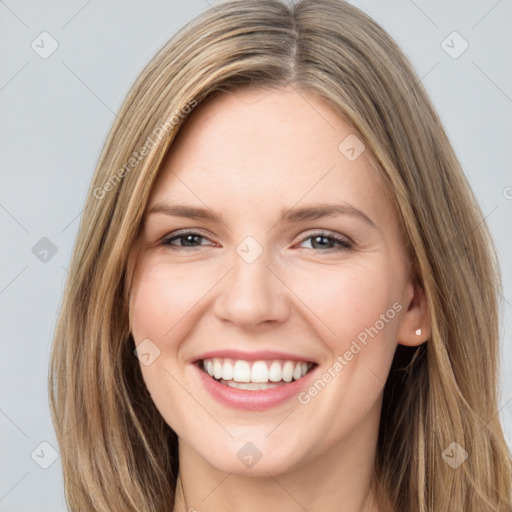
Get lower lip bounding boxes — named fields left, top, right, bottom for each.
left=193, top=363, right=318, bottom=411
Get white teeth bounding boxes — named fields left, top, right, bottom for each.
left=213, top=358, right=223, bottom=380
left=201, top=357, right=313, bottom=384
left=222, top=360, right=234, bottom=380
left=233, top=360, right=251, bottom=382
left=268, top=361, right=282, bottom=382
left=251, top=361, right=269, bottom=383
left=221, top=380, right=282, bottom=390
left=282, top=361, right=294, bottom=382
left=293, top=363, right=303, bottom=381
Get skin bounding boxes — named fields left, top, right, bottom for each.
left=127, top=86, right=430, bottom=512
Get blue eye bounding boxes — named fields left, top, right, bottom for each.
left=297, top=232, right=353, bottom=253
left=161, top=230, right=353, bottom=253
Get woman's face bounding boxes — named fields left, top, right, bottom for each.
left=128, top=86, right=427, bottom=476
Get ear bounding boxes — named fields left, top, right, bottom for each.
left=396, top=273, right=431, bottom=346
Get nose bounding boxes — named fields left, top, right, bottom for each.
left=213, top=248, right=290, bottom=329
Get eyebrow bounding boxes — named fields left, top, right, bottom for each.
left=279, top=203, right=376, bottom=228
left=148, top=202, right=377, bottom=228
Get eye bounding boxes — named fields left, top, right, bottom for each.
left=161, top=230, right=214, bottom=251
left=296, top=231, right=353, bottom=253
left=160, top=230, right=353, bottom=254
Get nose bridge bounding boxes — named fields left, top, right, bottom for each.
left=213, top=235, right=289, bottom=327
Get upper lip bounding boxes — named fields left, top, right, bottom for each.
left=192, top=349, right=318, bottom=364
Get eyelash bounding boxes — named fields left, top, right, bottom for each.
left=161, top=230, right=353, bottom=254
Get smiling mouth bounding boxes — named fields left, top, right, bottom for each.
left=197, top=358, right=317, bottom=391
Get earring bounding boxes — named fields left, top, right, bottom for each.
left=415, top=328, right=422, bottom=336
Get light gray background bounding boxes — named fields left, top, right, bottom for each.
left=0, top=1, right=511, bottom=511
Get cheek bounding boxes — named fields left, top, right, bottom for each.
left=287, top=264, right=400, bottom=438
left=287, top=259, right=401, bottom=349
left=129, top=260, right=206, bottom=344
left=286, top=259, right=402, bottom=416
left=128, top=261, right=209, bottom=427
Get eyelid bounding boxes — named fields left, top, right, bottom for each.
left=164, top=227, right=212, bottom=239
left=297, top=229, right=353, bottom=245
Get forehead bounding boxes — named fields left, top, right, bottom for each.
left=150, top=87, right=395, bottom=228
left=164, top=86, right=360, bottom=170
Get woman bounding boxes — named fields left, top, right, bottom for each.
left=48, top=0, right=512, bottom=510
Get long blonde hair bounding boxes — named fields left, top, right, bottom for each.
left=48, top=0, right=512, bottom=510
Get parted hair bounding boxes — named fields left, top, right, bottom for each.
left=49, top=0, right=512, bottom=510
